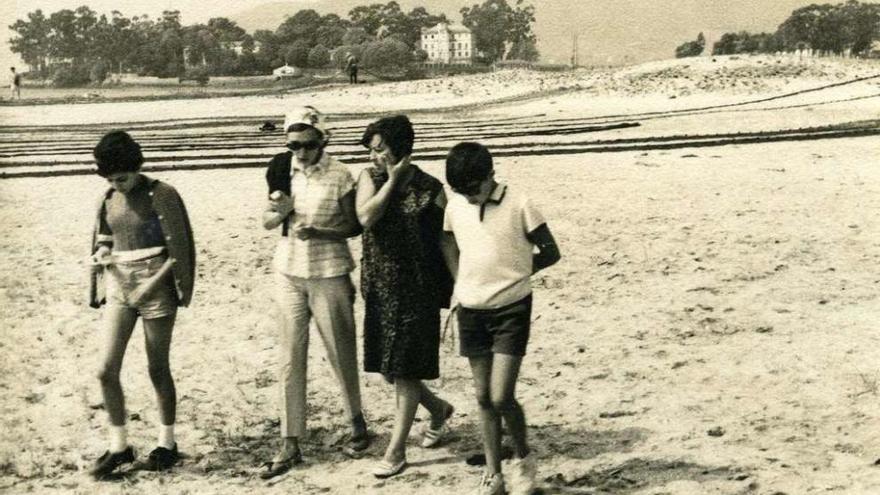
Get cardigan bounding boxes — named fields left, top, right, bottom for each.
left=89, top=176, right=196, bottom=308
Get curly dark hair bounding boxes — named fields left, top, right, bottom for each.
left=93, top=130, right=143, bottom=177
left=360, top=115, right=415, bottom=160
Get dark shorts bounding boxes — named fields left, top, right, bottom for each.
left=458, top=294, right=532, bottom=357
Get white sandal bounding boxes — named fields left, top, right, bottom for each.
left=422, top=403, right=454, bottom=448
left=372, top=458, right=407, bottom=478
left=421, top=423, right=449, bottom=448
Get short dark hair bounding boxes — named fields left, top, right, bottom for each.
left=445, top=142, right=493, bottom=189
left=93, top=130, right=143, bottom=177
left=360, top=115, right=414, bottom=159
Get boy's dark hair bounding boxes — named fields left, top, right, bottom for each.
left=445, top=142, right=493, bottom=189
left=94, top=130, right=144, bottom=177
left=360, top=115, right=414, bottom=159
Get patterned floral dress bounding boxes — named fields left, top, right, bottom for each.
left=361, top=165, right=448, bottom=379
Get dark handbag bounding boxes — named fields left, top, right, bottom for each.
left=265, top=151, right=294, bottom=237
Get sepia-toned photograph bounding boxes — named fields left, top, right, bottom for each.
left=1, top=0, right=878, bottom=493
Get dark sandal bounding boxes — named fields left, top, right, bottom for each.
left=260, top=452, right=302, bottom=480
left=342, top=432, right=371, bottom=457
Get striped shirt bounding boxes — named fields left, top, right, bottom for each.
left=275, top=152, right=355, bottom=278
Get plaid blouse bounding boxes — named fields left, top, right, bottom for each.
left=271, top=152, right=355, bottom=279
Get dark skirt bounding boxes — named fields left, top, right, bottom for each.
left=363, top=291, right=440, bottom=379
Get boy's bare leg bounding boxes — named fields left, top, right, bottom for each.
left=469, top=355, right=503, bottom=475
left=490, top=353, right=529, bottom=458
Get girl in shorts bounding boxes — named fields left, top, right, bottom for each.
left=87, top=130, right=195, bottom=479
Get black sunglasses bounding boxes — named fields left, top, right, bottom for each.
left=286, top=140, right=322, bottom=151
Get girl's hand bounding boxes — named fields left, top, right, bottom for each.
left=269, top=191, right=294, bottom=216
left=128, top=286, right=148, bottom=306
left=130, top=258, right=175, bottom=306
left=89, top=246, right=112, bottom=272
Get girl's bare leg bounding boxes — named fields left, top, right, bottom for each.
left=97, top=305, right=139, bottom=426
left=143, top=314, right=177, bottom=425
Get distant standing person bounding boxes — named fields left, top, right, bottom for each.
left=87, top=131, right=196, bottom=479
left=260, top=105, right=369, bottom=479
left=356, top=115, right=456, bottom=478
left=346, top=54, right=359, bottom=84
left=9, top=67, right=21, bottom=100
left=443, top=142, right=561, bottom=495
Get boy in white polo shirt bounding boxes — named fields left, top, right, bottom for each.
left=442, top=142, right=561, bottom=495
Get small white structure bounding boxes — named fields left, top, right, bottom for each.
left=866, top=40, right=880, bottom=58
left=273, top=65, right=302, bottom=78
left=421, top=22, right=474, bottom=64
left=221, top=40, right=246, bottom=55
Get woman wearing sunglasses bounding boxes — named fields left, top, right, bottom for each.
left=356, top=115, right=456, bottom=478
left=260, top=106, right=369, bottom=479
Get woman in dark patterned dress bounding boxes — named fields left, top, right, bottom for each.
left=356, top=115, right=456, bottom=478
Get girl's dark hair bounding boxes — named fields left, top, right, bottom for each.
left=94, top=130, right=143, bottom=177
left=445, top=142, right=493, bottom=189
left=360, top=115, right=414, bottom=159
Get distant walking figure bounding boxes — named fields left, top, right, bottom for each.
left=9, top=67, right=21, bottom=100
left=87, top=130, right=196, bottom=479
left=346, top=54, right=359, bottom=84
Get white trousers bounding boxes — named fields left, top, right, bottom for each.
left=274, top=273, right=363, bottom=437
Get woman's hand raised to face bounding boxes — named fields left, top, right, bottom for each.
left=386, top=155, right=411, bottom=183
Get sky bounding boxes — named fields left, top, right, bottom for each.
left=3, top=0, right=825, bottom=70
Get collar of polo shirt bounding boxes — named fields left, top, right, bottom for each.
left=485, top=182, right=506, bottom=204
left=478, top=182, right=507, bottom=221
left=292, top=150, right=329, bottom=175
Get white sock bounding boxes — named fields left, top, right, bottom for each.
left=158, top=424, right=175, bottom=450
left=109, top=425, right=127, bottom=453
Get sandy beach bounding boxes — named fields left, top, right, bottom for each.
left=1, top=54, right=879, bottom=494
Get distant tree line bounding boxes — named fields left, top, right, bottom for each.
left=675, top=32, right=706, bottom=58
left=460, top=0, right=538, bottom=62
left=675, top=0, right=880, bottom=58
left=8, top=0, right=537, bottom=86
